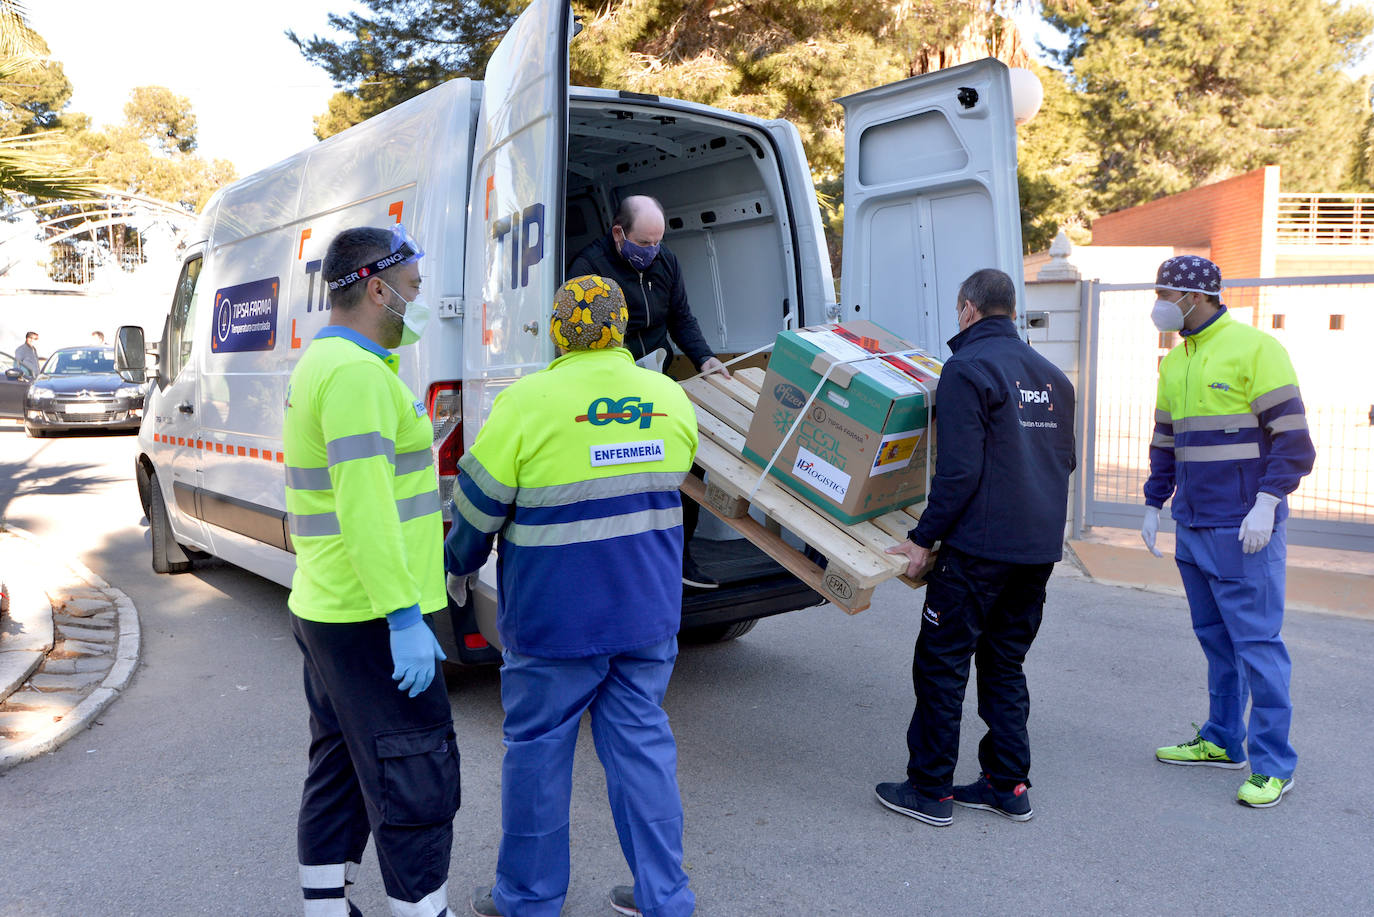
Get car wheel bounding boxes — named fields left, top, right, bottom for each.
left=148, top=471, right=193, bottom=574
left=680, top=618, right=758, bottom=644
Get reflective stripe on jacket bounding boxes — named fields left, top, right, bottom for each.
left=1145, top=308, right=1315, bottom=527
left=283, top=327, right=445, bottom=623
left=444, top=347, right=698, bottom=658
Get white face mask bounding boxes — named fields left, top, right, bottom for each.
left=379, top=279, right=430, bottom=346
left=1151, top=292, right=1196, bottom=332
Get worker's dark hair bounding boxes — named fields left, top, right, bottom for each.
left=613, top=195, right=666, bottom=236
left=25, top=330, right=37, bottom=339
left=958, top=268, right=1016, bottom=317
left=324, top=227, right=395, bottom=311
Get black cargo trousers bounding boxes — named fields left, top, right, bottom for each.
left=905, top=544, right=1054, bottom=798
left=292, top=614, right=461, bottom=917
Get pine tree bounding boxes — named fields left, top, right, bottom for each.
left=288, top=0, right=523, bottom=140
left=1041, top=0, right=1374, bottom=213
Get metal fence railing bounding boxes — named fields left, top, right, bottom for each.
left=1276, top=193, right=1374, bottom=245
left=1078, top=275, right=1374, bottom=552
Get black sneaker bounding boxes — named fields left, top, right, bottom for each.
left=874, top=780, right=953, bottom=826
left=682, top=552, right=719, bottom=590
left=953, top=774, right=1033, bottom=822
left=470, top=886, right=503, bottom=917
left=609, top=885, right=642, bottom=916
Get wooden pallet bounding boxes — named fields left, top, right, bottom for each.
left=679, top=366, right=927, bottom=614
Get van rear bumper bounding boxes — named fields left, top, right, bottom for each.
left=681, top=576, right=824, bottom=630
left=445, top=536, right=826, bottom=665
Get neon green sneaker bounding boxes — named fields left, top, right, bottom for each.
left=1155, top=725, right=1246, bottom=768
left=1238, top=774, right=1294, bottom=808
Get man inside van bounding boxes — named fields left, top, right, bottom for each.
left=283, top=224, right=458, bottom=917
left=878, top=268, right=1076, bottom=827
left=569, top=194, right=728, bottom=590
left=447, top=275, right=697, bottom=917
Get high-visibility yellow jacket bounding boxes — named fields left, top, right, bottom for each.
left=283, top=326, right=445, bottom=623
left=1145, top=308, right=1315, bottom=528
left=444, top=347, right=698, bottom=658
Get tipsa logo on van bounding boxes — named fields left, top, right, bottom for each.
left=576, top=396, right=666, bottom=429
left=1015, top=380, right=1055, bottom=411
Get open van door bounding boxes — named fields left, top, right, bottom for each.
left=462, top=0, right=572, bottom=443
left=837, top=58, right=1024, bottom=359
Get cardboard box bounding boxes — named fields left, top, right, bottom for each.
left=742, top=320, right=943, bottom=525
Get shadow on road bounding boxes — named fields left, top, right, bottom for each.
left=0, top=454, right=122, bottom=519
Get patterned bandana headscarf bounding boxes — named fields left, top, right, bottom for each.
left=550, top=275, right=629, bottom=351
left=1155, top=255, right=1222, bottom=296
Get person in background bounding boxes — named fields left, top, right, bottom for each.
left=1142, top=255, right=1315, bottom=809
left=283, top=224, right=458, bottom=917
left=14, top=331, right=39, bottom=377
left=448, top=275, right=697, bottom=917
left=569, top=194, right=728, bottom=591
left=91, top=331, right=105, bottom=345
left=878, top=268, right=1076, bottom=827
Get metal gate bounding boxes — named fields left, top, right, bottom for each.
left=1076, top=274, right=1374, bottom=552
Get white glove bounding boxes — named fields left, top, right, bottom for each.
left=446, top=573, right=472, bottom=606
left=1239, top=492, right=1281, bottom=554
left=1141, top=506, right=1163, bottom=557
left=635, top=348, right=667, bottom=373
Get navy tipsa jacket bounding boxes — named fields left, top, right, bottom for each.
left=568, top=233, right=715, bottom=369
left=909, top=316, right=1077, bottom=565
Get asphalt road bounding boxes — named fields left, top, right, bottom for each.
left=0, top=426, right=1371, bottom=916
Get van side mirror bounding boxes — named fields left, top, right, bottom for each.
left=116, top=325, right=153, bottom=383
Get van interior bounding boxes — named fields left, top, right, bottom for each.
left=563, top=98, right=823, bottom=617
left=564, top=98, right=802, bottom=378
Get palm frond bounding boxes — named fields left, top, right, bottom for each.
left=0, top=129, right=99, bottom=199
left=0, top=1, right=40, bottom=58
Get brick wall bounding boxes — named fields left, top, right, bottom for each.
left=1091, top=167, right=1276, bottom=279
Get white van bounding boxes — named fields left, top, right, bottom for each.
left=116, top=0, right=1025, bottom=663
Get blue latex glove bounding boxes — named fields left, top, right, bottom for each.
left=387, top=606, right=446, bottom=697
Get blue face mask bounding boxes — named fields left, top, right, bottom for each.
left=620, top=238, right=660, bottom=271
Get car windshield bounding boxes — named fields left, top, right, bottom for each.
left=41, top=347, right=116, bottom=376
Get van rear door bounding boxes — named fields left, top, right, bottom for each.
left=837, top=58, right=1024, bottom=358
left=462, top=0, right=572, bottom=442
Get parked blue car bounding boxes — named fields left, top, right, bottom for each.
left=23, top=346, right=146, bottom=437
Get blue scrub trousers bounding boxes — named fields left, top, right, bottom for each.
left=1174, top=522, right=1297, bottom=779
left=492, top=636, right=694, bottom=917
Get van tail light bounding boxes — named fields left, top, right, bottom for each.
left=427, top=381, right=463, bottom=532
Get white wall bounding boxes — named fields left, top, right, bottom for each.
left=0, top=219, right=180, bottom=364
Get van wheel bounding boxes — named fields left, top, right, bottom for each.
left=680, top=619, right=758, bottom=644
left=149, top=472, right=193, bottom=574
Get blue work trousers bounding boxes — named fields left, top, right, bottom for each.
left=492, top=637, right=694, bottom=917
left=1174, top=522, right=1296, bottom=779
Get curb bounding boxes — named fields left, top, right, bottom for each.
left=1064, top=539, right=1374, bottom=622
left=0, top=526, right=141, bottom=772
